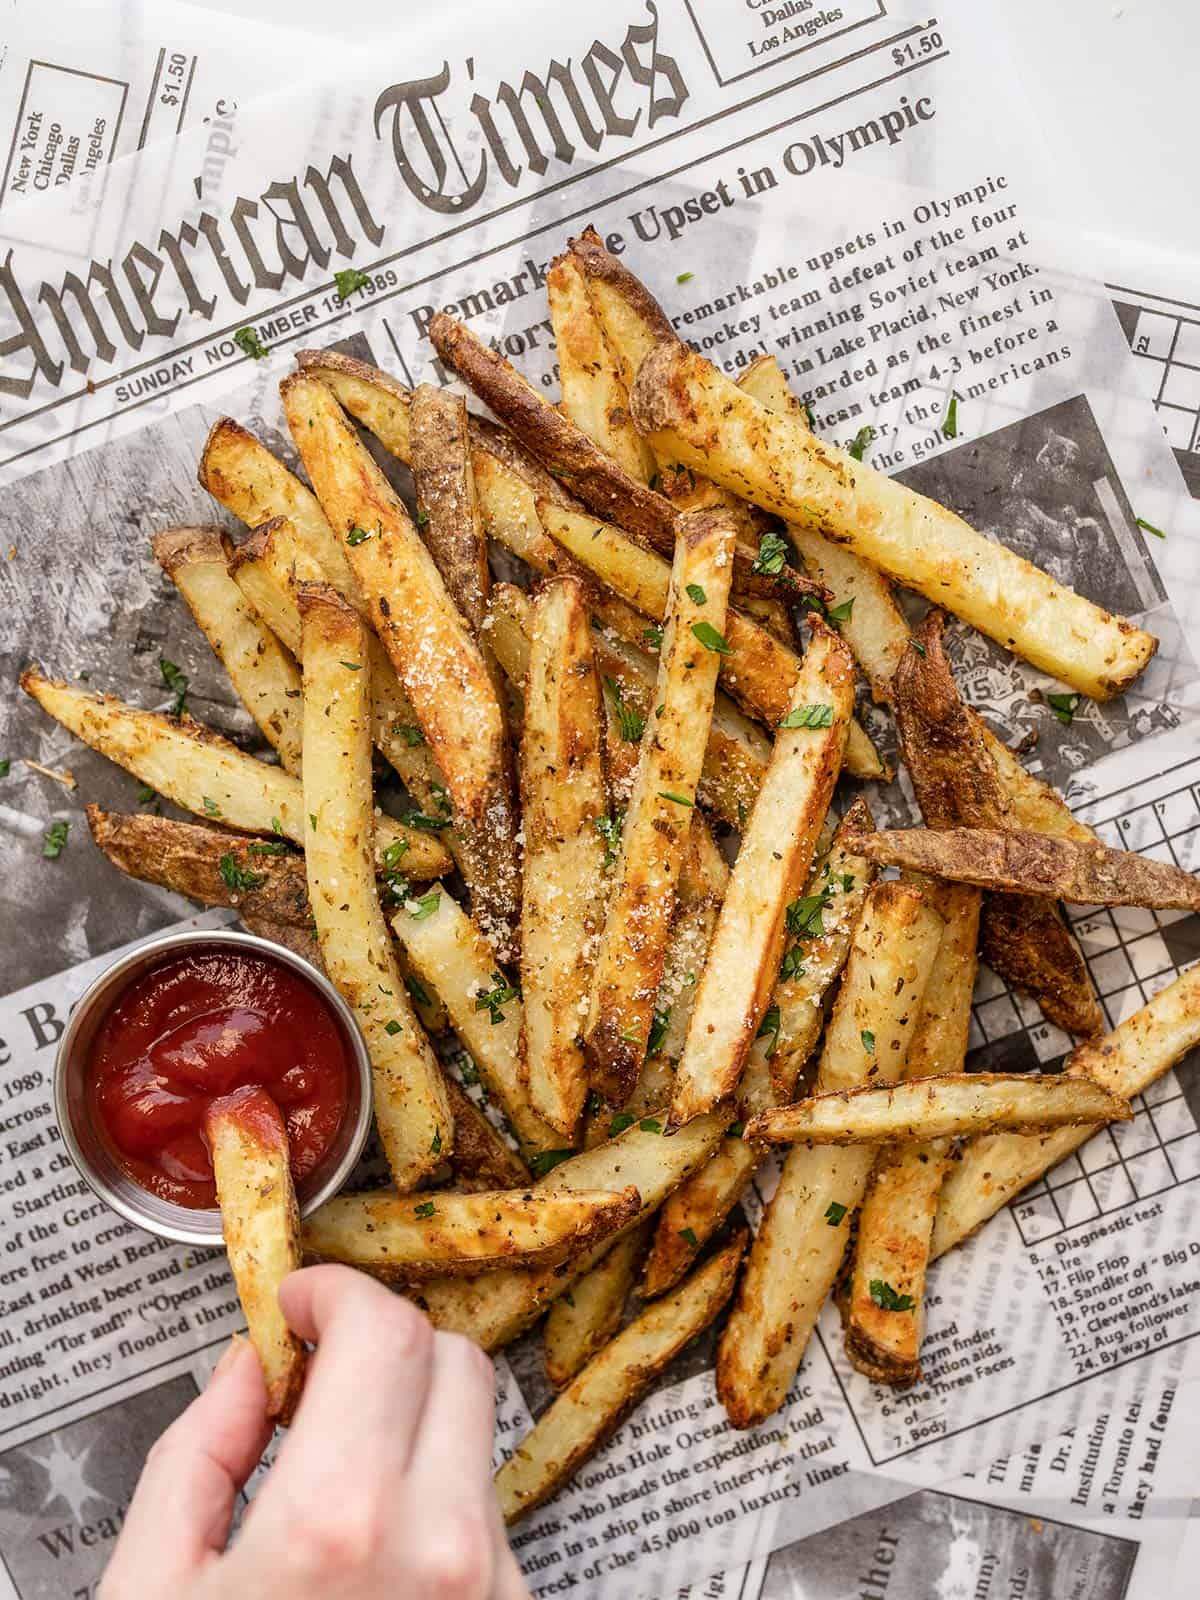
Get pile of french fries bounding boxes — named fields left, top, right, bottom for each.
left=24, top=229, right=1200, bottom=1516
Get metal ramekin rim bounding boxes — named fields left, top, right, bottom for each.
left=53, top=926, right=373, bottom=1247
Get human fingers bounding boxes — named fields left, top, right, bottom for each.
left=100, top=1337, right=270, bottom=1599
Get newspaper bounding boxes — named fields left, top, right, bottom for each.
left=0, top=3, right=1199, bottom=1596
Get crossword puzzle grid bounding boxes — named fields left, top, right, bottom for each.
left=967, top=758, right=1200, bottom=1247
left=1111, top=289, right=1200, bottom=499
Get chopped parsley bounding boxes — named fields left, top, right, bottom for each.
left=380, top=837, right=410, bottom=904
left=691, top=621, right=732, bottom=655
left=657, top=790, right=693, bottom=808
left=340, top=660, right=361, bottom=671
left=942, top=393, right=959, bottom=440
left=861, top=1029, right=876, bottom=1054
left=333, top=267, right=372, bottom=301
left=603, top=676, right=645, bottom=743
left=202, top=796, right=221, bottom=817
left=394, top=723, right=425, bottom=746
left=475, top=972, right=517, bottom=1026
left=1135, top=515, right=1166, bottom=540
left=249, top=838, right=289, bottom=856
left=826, top=597, right=855, bottom=624
left=595, top=810, right=624, bottom=869
left=757, top=1004, right=781, bottom=1059
left=406, top=974, right=432, bottom=1006
left=219, top=854, right=265, bottom=893
left=416, top=508, right=430, bottom=528
left=870, top=1279, right=916, bottom=1313
left=402, top=808, right=450, bottom=832
left=639, top=1117, right=663, bottom=1134
left=910, top=639, right=927, bottom=658
left=780, top=947, right=807, bottom=982
left=647, top=1008, right=671, bottom=1057
left=385, top=1019, right=402, bottom=1036
left=137, top=784, right=157, bottom=804
left=233, top=326, right=268, bottom=360
left=778, top=702, right=833, bottom=730
left=0, top=759, right=9, bottom=777
left=685, top=583, right=707, bottom=605
left=676, top=271, right=694, bottom=285
left=430, top=1130, right=442, bottom=1155
left=678, top=1226, right=699, bottom=1247
left=309, top=812, right=318, bottom=831
left=608, top=1112, right=637, bottom=1137
left=787, top=885, right=833, bottom=939
left=42, top=819, right=69, bottom=859
left=643, top=623, right=664, bottom=651
left=729, top=1120, right=745, bottom=1139
left=406, top=890, right=441, bottom=922
left=414, top=1201, right=436, bottom=1220
left=752, top=529, right=790, bottom=577
left=799, top=398, right=816, bottom=429
left=847, top=425, right=874, bottom=462
left=825, top=1201, right=848, bottom=1227
left=529, top=1148, right=574, bottom=1178
left=159, top=657, right=189, bottom=716
left=272, top=816, right=285, bottom=836
left=1046, top=691, right=1081, bottom=726
left=346, top=526, right=374, bottom=546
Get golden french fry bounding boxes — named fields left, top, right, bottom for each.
left=520, top=578, right=609, bottom=1137
left=302, top=1186, right=640, bottom=1281
left=629, top=339, right=1158, bottom=701
left=152, top=526, right=303, bottom=774
left=282, top=372, right=521, bottom=960
left=496, top=1232, right=746, bottom=1522
left=669, top=625, right=854, bottom=1126
left=716, top=882, right=943, bottom=1427
left=299, top=584, right=452, bottom=1190
left=584, top=510, right=736, bottom=1103
left=542, top=1221, right=653, bottom=1390
left=205, top=1088, right=305, bottom=1422
left=410, top=383, right=492, bottom=640
left=933, top=963, right=1200, bottom=1257
left=21, top=671, right=449, bottom=878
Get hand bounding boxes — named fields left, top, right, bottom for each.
left=101, top=1264, right=529, bottom=1599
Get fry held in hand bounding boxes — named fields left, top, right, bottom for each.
left=299, top=584, right=452, bottom=1190
left=205, top=1087, right=305, bottom=1423
left=716, top=881, right=942, bottom=1427
left=302, top=1187, right=640, bottom=1281
left=629, top=338, right=1157, bottom=700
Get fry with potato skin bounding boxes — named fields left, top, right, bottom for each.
left=152, top=525, right=304, bottom=774
left=301, top=1186, right=640, bottom=1281
left=281, top=371, right=521, bottom=960
left=716, top=882, right=943, bottom=1428
left=410, top=383, right=492, bottom=640
left=549, top=249, right=656, bottom=484
left=750, top=1073, right=1129, bottom=1145
left=893, top=611, right=1102, bottom=1037
left=299, top=583, right=452, bottom=1190
left=412, top=1108, right=733, bottom=1350
left=205, top=1088, right=305, bottom=1422
left=669, top=623, right=854, bottom=1127
left=20, top=670, right=449, bottom=878
left=442, top=1077, right=531, bottom=1191
left=850, top=825, right=1200, bottom=912
left=497, top=1231, right=746, bottom=1522
left=584, top=509, right=737, bottom=1104
left=933, top=962, right=1200, bottom=1257
left=628, top=339, right=1158, bottom=700
left=521, top=578, right=610, bottom=1137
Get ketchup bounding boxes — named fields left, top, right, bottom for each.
left=87, top=948, right=351, bottom=1209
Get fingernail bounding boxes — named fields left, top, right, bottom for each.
left=209, top=1334, right=247, bottom=1386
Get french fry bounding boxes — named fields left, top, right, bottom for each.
left=716, top=882, right=943, bottom=1427
left=485, top=581, right=767, bottom=830
left=850, top=826, right=1200, bottom=912
left=409, top=383, right=492, bottom=640
left=548, top=249, right=656, bottom=483
left=897, top=877, right=982, bottom=1085
left=389, top=886, right=562, bottom=1157
left=933, top=962, right=1200, bottom=1258
left=542, top=1222, right=653, bottom=1389
left=669, top=624, right=854, bottom=1127
left=750, top=1074, right=1128, bottom=1145
left=520, top=578, right=610, bottom=1137
left=299, top=584, right=452, bottom=1190
left=282, top=372, right=521, bottom=960
left=643, top=803, right=876, bottom=1297
left=227, top=518, right=449, bottom=815
left=151, top=526, right=304, bottom=774
left=537, top=499, right=886, bottom=783
left=584, top=510, right=737, bottom=1103
left=301, top=1186, right=640, bottom=1281
left=893, top=611, right=1102, bottom=1037
left=21, top=671, right=450, bottom=878
left=240, top=914, right=325, bottom=973
left=496, top=1232, right=746, bottom=1522
left=442, top=1077, right=531, bottom=1191
left=736, top=354, right=911, bottom=703
left=429, top=312, right=813, bottom=608
left=980, top=726, right=1098, bottom=844
left=629, top=339, right=1158, bottom=700
left=198, top=416, right=363, bottom=607
left=412, top=1108, right=732, bottom=1350
left=205, top=1088, right=305, bottom=1422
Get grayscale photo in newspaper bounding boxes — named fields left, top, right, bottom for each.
left=0, top=4, right=1198, bottom=1597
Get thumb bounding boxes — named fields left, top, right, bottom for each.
left=103, top=1338, right=272, bottom=1597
